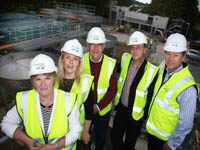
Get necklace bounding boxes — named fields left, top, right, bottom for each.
left=41, top=103, right=53, bottom=112
left=40, top=94, right=54, bottom=112
left=45, top=106, right=50, bottom=112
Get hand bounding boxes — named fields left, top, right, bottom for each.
left=93, top=104, right=99, bottom=115
left=82, top=131, right=90, bottom=144
left=27, top=139, right=42, bottom=150
left=162, top=142, right=171, bottom=150
left=38, top=144, right=57, bottom=150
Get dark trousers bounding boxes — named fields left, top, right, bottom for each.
left=148, top=133, right=165, bottom=150
left=111, top=105, right=143, bottom=150
left=91, top=111, right=111, bottom=150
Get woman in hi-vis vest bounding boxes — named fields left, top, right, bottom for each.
left=57, top=39, right=94, bottom=150
left=1, top=54, right=81, bottom=150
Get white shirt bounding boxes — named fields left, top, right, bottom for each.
left=1, top=88, right=81, bottom=147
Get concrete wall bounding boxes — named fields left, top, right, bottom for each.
left=124, top=11, right=149, bottom=21
left=109, top=6, right=169, bottom=31
left=152, top=15, right=169, bottom=29
left=119, top=6, right=149, bottom=21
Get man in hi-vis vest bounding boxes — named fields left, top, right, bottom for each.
left=111, top=31, right=158, bottom=150
left=83, top=27, right=117, bottom=150
left=146, top=33, right=199, bottom=150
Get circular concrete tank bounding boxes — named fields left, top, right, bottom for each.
left=0, top=51, right=59, bottom=80
left=0, top=51, right=59, bottom=110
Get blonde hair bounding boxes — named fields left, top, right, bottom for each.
left=57, top=53, right=83, bottom=87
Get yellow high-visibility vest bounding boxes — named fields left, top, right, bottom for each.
left=115, top=52, right=158, bottom=120
left=70, top=74, right=94, bottom=139
left=146, top=65, right=199, bottom=141
left=55, top=73, right=94, bottom=145
left=83, top=52, right=116, bottom=116
left=16, top=89, right=76, bottom=150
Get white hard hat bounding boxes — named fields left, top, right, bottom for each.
left=87, top=27, right=106, bottom=44
left=164, top=33, right=187, bottom=52
left=128, top=31, right=147, bottom=45
left=29, top=54, right=57, bottom=76
left=61, top=39, right=83, bottom=58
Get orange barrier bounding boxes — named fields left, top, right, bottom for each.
left=0, top=43, right=15, bottom=50
left=59, top=14, right=83, bottom=21
left=36, top=14, right=51, bottom=18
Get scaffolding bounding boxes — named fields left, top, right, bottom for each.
left=13, top=30, right=88, bottom=51
left=57, top=2, right=96, bottom=15
left=0, top=13, right=84, bottom=45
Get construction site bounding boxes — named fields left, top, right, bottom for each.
left=0, top=2, right=200, bottom=150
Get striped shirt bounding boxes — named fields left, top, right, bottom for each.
left=40, top=104, right=53, bottom=143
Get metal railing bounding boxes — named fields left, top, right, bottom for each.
left=0, top=20, right=84, bottom=45
left=57, top=2, right=95, bottom=15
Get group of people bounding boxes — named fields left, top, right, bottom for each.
left=0, top=26, right=199, bottom=150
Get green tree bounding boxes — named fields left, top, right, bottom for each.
left=0, top=0, right=57, bottom=13
left=143, top=0, right=200, bottom=25
left=117, top=0, right=132, bottom=6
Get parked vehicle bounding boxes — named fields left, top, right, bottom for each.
left=187, top=49, right=200, bottom=61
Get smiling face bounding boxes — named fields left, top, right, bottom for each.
left=87, top=43, right=105, bottom=62
left=130, top=44, right=147, bottom=61
left=165, top=51, right=186, bottom=73
left=62, top=52, right=80, bottom=78
left=32, top=73, right=56, bottom=98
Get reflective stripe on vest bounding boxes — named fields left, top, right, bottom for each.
left=115, top=53, right=158, bottom=120
left=146, top=65, right=198, bottom=141
left=71, top=74, right=91, bottom=113
left=133, top=64, right=156, bottom=114
left=115, top=53, right=132, bottom=105
left=16, top=89, right=75, bottom=150
left=71, top=74, right=94, bottom=142
left=96, top=56, right=114, bottom=96
left=147, top=120, right=170, bottom=138
left=79, top=75, right=88, bottom=113
left=135, top=64, right=156, bottom=98
left=121, top=53, right=130, bottom=69
left=132, top=62, right=158, bottom=120
left=55, top=73, right=93, bottom=143
left=55, top=73, right=93, bottom=125
left=153, top=76, right=193, bottom=114
left=83, top=52, right=116, bottom=116
left=20, top=91, right=28, bottom=126
left=115, top=53, right=130, bottom=100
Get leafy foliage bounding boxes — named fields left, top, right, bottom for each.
left=0, top=0, right=57, bottom=13
left=117, top=0, right=132, bottom=6
left=191, top=24, right=200, bottom=40
left=143, top=0, right=200, bottom=25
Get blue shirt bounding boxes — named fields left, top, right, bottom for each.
left=163, top=65, right=197, bottom=150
